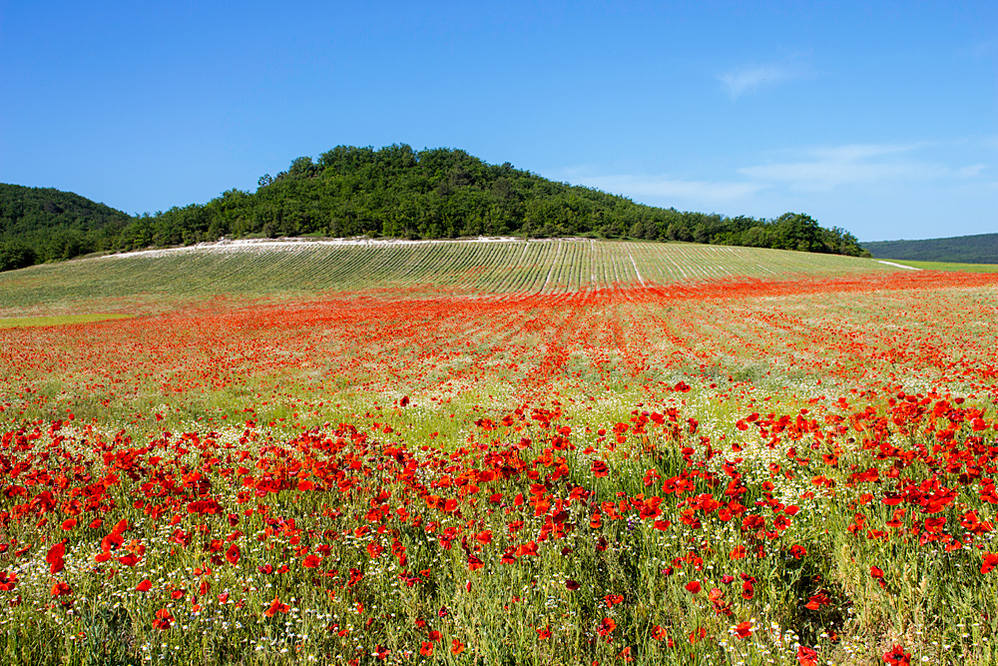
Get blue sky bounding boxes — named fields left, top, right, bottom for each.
left=1, top=1, right=995, bottom=241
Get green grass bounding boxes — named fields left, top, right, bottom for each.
left=0, top=313, right=133, bottom=328
left=882, top=258, right=998, bottom=272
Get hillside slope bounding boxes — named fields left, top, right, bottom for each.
left=2, top=147, right=872, bottom=273
left=0, top=183, right=132, bottom=270
left=135, top=145, right=867, bottom=256
left=0, top=238, right=896, bottom=314
left=864, top=233, right=998, bottom=264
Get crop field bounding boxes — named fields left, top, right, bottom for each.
left=2, top=240, right=998, bottom=665
left=0, top=238, right=896, bottom=316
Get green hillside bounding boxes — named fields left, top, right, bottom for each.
left=132, top=145, right=867, bottom=256
left=2, top=146, right=870, bottom=273
left=0, top=238, right=895, bottom=315
left=0, top=183, right=132, bottom=270
left=863, top=232, right=998, bottom=263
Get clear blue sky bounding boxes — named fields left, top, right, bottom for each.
left=1, top=1, right=995, bottom=241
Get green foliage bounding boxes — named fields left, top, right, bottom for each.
left=0, top=239, right=36, bottom=272
left=1, top=146, right=872, bottom=272
left=864, top=233, right=998, bottom=264
left=0, top=183, right=132, bottom=268
left=147, top=145, right=869, bottom=257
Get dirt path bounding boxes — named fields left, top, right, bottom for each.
left=877, top=260, right=920, bottom=270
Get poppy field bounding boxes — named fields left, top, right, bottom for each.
left=2, top=244, right=998, bottom=665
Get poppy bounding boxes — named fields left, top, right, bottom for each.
left=265, top=596, right=290, bottom=617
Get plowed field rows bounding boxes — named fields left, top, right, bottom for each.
left=0, top=239, right=895, bottom=315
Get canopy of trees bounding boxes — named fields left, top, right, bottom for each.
left=863, top=233, right=998, bottom=264
left=1, top=145, right=870, bottom=272
left=0, top=184, right=132, bottom=271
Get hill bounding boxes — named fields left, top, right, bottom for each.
left=863, top=233, right=998, bottom=264
left=0, top=237, right=895, bottom=315
left=0, top=183, right=132, bottom=270
left=1, top=145, right=870, bottom=272
left=132, top=145, right=867, bottom=257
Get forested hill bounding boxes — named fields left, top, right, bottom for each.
left=2, top=145, right=870, bottom=271
left=133, top=145, right=867, bottom=257
left=0, top=184, right=132, bottom=270
left=863, top=233, right=998, bottom=264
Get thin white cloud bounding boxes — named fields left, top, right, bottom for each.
left=956, top=164, right=988, bottom=178
left=807, top=143, right=920, bottom=162
left=738, top=143, right=988, bottom=191
left=718, top=63, right=800, bottom=98
left=556, top=141, right=991, bottom=209
left=969, top=39, right=997, bottom=57
left=576, top=174, right=764, bottom=201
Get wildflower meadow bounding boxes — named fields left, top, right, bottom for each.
left=2, top=245, right=998, bottom=665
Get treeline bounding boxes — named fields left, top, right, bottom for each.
left=1, top=145, right=870, bottom=271
left=863, top=233, right=998, bottom=264
left=0, top=184, right=132, bottom=271
left=130, top=145, right=867, bottom=256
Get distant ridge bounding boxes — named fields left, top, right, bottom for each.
left=863, top=233, right=998, bottom=264
left=0, top=183, right=131, bottom=270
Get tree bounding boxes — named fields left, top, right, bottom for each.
left=773, top=212, right=822, bottom=252
left=0, top=240, right=36, bottom=271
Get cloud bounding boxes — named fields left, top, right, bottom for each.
left=718, top=63, right=800, bottom=98
left=575, top=174, right=764, bottom=202
left=807, top=143, right=919, bottom=162
left=556, top=141, right=992, bottom=210
left=969, top=39, right=997, bottom=57
left=738, top=143, right=988, bottom=191
left=956, top=164, right=988, bottom=178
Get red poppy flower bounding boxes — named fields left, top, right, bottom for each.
left=883, top=645, right=911, bottom=666
left=265, top=595, right=290, bottom=617
left=981, top=552, right=998, bottom=574
left=0, top=572, right=17, bottom=591
left=50, top=581, right=73, bottom=597
left=118, top=553, right=139, bottom=567
left=46, top=542, right=66, bottom=575
left=797, top=645, right=819, bottom=666
left=153, top=608, right=174, bottom=630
